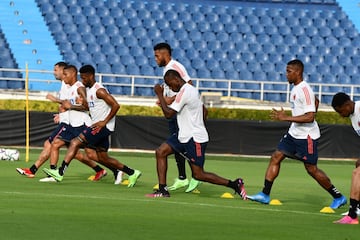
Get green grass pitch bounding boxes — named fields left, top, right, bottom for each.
left=0, top=148, right=359, bottom=240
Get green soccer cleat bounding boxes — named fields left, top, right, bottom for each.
left=43, top=168, right=63, bottom=182
left=185, top=178, right=201, bottom=193
left=168, top=178, right=189, bottom=191
left=128, top=169, right=142, bottom=187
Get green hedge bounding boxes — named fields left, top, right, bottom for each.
left=0, top=99, right=350, bottom=125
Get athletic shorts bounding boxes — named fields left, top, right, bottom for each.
left=277, top=133, right=318, bottom=165
left=48, top=123, right=69, bottom=144
left=59, top=124, right=88, bottom=144
left=81, top=126, right=112, bottom=151
left=167, top=114, right=179, bottom=135
left=167, top=135, right=207, bottom=167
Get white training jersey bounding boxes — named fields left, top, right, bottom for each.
left=288, top=81, right=320, bottom=139
left=58, top=81, right=70, bottom=124
left=67, top=81, right=91, bottom=127
left=170, top=83, right=209, bottom=143
left=163, top=59, right=191, bottom=98
left=87, top=82, right=115, bottom=131
left=350, top=101, right=360, bottom=136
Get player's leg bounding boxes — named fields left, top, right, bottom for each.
left=16, top=139, right=51, bottom=178
left=43, top=136, right=84, bottom=181
left=185, top=139, right=247, bottom=199
left=334, top=166, right=360, bottom=224
left=95, top=150, right=141, bottom=187
left=146, top=142, right=174, bottom=197
left=302, top=137, right=346, bottom=209
left=247, top=134, right=291, bottom=204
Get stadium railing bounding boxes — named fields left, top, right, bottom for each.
left=0, top=67, right=359, bottom=104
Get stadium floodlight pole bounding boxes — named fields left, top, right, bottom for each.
left=25, top=63, right=29, bottom=162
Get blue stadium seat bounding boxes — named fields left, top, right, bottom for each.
left=111, top=64, right=126, bottom=74
left=211, top=22, right=224, bottom=32
left=192, top=58, right=205, bottom=70
left=220, top=59, right=233, bottom=71
left=351, top=74, right=360, bottom=84
left=126, top=65, right=140, bottom=75
left=338, top=55, right=352, bottom=65
left=140, top=65, right=155, bottom=76
left=317, top=64, right=330, bottom=75
left=105, top=53, right=120, bottom=66
left=330, top=65, right=344, bottom=75
left=228, top=51, right=241, bottom=62
left=337, top=73, right=351, bottom=84
left=73, top=42, right=87, bottom=54
left=225, top=70, right=239, bottom=80
left=120, top=54, right=135, bottom=66
left=345, top=65, right=358, bottom=76
left=92, top=52, right=107, bottom=63
left=324, top=55, right=337, bottom=65
left=239, top=70, right=253, bottom=80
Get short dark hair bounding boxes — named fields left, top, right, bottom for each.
left=64, top=64, right=77, bottom=72
left=54, top=61, right=67, bottom=68
left=79, top=65, right=95, bottom=75
left=164, top=69, right=181, bottom=80
left=154, top=42, right=172, bottom=55
left=287, top=59, right=304, bottom=72
left=331, top=92, right=351, bottom=108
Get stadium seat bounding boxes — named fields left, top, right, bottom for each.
left=106, top=53, right=121, bottom=65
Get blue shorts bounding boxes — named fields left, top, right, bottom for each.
left=58, top=124, right=88, bottom=144
left=167, top=114, right=179, bottom=135
left=277, top=133, right=318, bottom=165
left=81, top=126, right=112, bottom=151
left=167, top=135, right=207, bottom=167
left=48, top=123, right=69, bottom=143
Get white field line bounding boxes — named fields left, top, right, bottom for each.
left=2, top=191, right=338, bottom=218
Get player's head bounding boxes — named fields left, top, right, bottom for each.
left=164, top=69, right=185, bottom=92
left=79, top=65, right=96, bottom=88
left=286, top=59, right=304, bottom=84
left=62, top=64, right=77, bottom=85
left=153, top=42, right=172, bottom=67
left=53, top=61, right=67, bottom=80
left=331, top=92, right=354, bottom=117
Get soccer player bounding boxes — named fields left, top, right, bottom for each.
left=43, top=65, right=141, bottom=187
left=331, top=92, right=360, bottom=224
left=16, top=62, right=112, bottom=182
left=146, top=69, right=247, bottom=198
left=247, top=59, right=347, bottom=209
left=45, top=64, right=121, bottom=182
left=153, top=42, right=200, bottom=192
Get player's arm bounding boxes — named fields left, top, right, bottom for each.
left=154, top=84, right=176, bottom=119
left=315, top=95, right=319, bottom=112
left=203, top=104, right=208, bottom=122
left=46, top=93, right=63, bottom=104
left=61, top=87, right=88, bottom=112
left=94, top=88, right=120, bottom=128
left=270, top=107, right=315, bottom=123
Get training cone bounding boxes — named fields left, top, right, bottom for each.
left=191, top=189, right=201, bottom=194
left=121, top=179, right=129, bottom=185
left=269, top=199, right=283, bottom=205
left=221, top=192, right=234, bottom=199
left=320, top=207, right=335, bottom=213
left=88, top=175, right=95, bottom=181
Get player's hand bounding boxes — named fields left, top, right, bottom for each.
left=61, top=100, right=72, bottom=110
left=91, top=121, right=106, bottom=131
left=53, top=113, right=59, bottom=123
left=154, top=84, right=163, bottom=96
left=270, top=107, right=287, bottom=121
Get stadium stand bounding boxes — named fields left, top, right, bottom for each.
left=0, top=0, right=359, bottom=103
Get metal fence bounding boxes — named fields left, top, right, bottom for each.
left=1, top=67, right=359, bottom=104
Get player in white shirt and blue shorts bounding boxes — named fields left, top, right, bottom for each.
left=247, top=59, right=347, bottom=209
left=147, top=69, right=247, bottom=199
